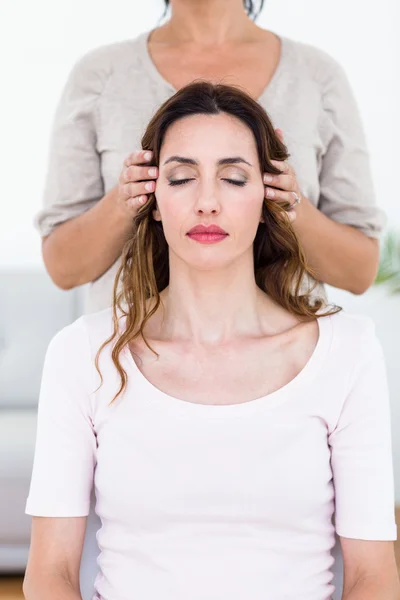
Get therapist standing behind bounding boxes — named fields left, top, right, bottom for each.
left=37, top=0, right=384, bottom=313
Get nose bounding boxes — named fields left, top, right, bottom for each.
left=194, top=182, right=221, bottom=216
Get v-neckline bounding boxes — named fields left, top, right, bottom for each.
left=138, top=28, right=288, bottom=104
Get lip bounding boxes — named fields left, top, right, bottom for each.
left=187, top=224, right=228, bottom=235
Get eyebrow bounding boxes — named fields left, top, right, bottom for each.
left=162, top=155, right=253, bottom=167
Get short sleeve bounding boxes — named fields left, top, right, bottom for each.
left=25, top=317, right=97, bottom=517
left=328, top=320, right=397, bottom=540
left=317, top=58, right=386, bottom=238
left=34, top=50, right=108, bottom=238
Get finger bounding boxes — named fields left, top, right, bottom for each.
left=124, top=149, right=153, bottom=168
left=286, top=209, right=297, bottom=223
left=270, top=159, right=291, bottom=174
left=120, top=164, right=158, bottom=184
left=265, top=187, right=299, bottom=206
left=277, top=207, right=297, bottom=224
left=120, top=179, right=156, bottom=200
left=126, top=194, right=148, bottom=208
left=263, top=172, right=293, bottom=192
left=275, top=128, right=284, bottom=142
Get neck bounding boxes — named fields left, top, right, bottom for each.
left=157, top=251, right=279, bottom=346
left=163, top=0, right=258, bottom=45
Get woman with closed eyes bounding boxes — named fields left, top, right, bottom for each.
left=24, top=82, right=399, bottom=600
left=37, top=0, right=383, bottom=313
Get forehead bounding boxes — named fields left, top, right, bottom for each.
left=160, top=112, right=257, bottom=159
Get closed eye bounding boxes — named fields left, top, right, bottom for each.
left=168, top=178, right=193, bottom=186
left=168, top=178, right=246, bottom=187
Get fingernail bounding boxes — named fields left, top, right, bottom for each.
left=148, top=168, right=157, bottom=176
left=144, top=151, right=152, bottom=160
left=139, top=195, right=147, bottom=204
left=264, top=174, right=273, bottom=183
left=266, top=188, right=275, bottom=197
left=145, top=182, right=154, bottom=191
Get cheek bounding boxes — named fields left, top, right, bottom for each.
left=233, top=185, right=265, bottom=218
left=154, top=183, right=188, bottom=232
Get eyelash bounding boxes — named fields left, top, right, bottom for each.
left=168, top=178, right=246, bottom=187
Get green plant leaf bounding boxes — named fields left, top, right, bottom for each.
left=374, top=229, right=400, bottom=294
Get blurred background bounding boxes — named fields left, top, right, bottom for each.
left=0, top=0, right=399, bottom=597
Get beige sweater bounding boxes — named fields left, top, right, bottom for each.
left=35, top=29, right=385, bottom=313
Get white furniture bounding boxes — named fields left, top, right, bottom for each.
left=0, top=269, right=82, bottom=572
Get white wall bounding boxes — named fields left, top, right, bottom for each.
left=1, top=0, right=400, bottom=496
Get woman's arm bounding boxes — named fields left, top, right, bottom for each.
left=328, top=318, right=398, bottom=598
left=268, top=48, right=385, bottom=295
left=42, top=185, right=131, bottom=290
left=42, top=150, right=157, bottom=290
left=23, top=517, right=87, bottom=600
left=292, top=194, right=380, bottom=294
left=36, top=43, right=157, bottom=290
left=24, top=319, right=97, bottom=598
left=342, top=576, right=400, bottom=600
left=340, top=538, right=400, bottom=600
left=266, top=123, right=382, bottom=295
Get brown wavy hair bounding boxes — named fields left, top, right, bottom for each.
left=95, top=81, right=341, bottom=404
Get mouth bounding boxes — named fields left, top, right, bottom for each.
left=187, top=232, right=229, bottom=244
left=186, top=224, right=229, bottom=245
left=187, top=224, right=228, bottom=235
left=186, top=225, right=229, bottom=244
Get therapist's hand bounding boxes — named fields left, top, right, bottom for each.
left=118, top=150, right=158, bottom=213
left=263, top=129, right=302, bottom=224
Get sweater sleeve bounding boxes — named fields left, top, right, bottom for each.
left=25, top=317, right=97, bottom=517
left=34, top=49, right=108, bottom=238
left=328, top=319, right=397, bottom=540
left=317, top=57, right=386, bottom=238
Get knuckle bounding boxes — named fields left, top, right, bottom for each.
left=125, top=183, right=134, bottom=197
left=124, top=166, right=132, bottom=182
left=138, top=166, right=147, bottom=179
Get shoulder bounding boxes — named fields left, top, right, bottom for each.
left=47, top=306, right=115, bottom=357
left=45, top=314, right=91, bottom=366
left=282, top=35, right=349, bottom=92
left=66, top=31, right=147, bottom=89
left=328, top=310, right=377, bottom=344
left=43, top=308, right=119, bottom=395
left=326, top=310, right=382, bottom=371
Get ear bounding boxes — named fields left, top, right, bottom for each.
left=152, top=202, right=162, bottom=222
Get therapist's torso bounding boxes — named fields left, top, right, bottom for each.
left=36, top=29, right=384, bottom=313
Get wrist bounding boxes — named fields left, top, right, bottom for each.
left=106, top=184, right=136, bottom=221
left=101, top=185, right=136, bottom=240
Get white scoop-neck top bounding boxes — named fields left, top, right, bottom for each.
left=26, top=308, right=397, bottom=600
left=121, top=311, right=332, bottom=415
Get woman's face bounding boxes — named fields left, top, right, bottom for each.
left=154, top=112, right=265, bottom=270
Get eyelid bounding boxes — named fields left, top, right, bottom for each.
left=168, top=177, right=247, bottom=187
